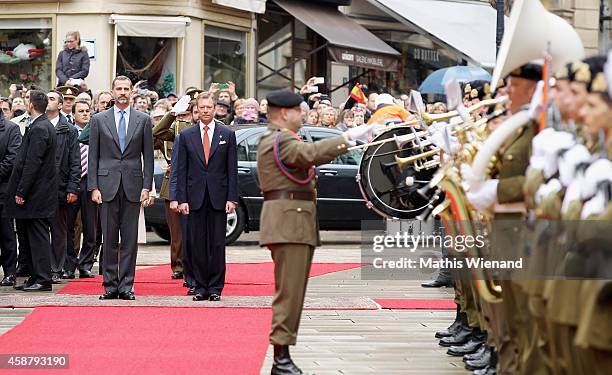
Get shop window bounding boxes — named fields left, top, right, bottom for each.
left=116, top=37, right=177, bottom=97
left=204, top=25, right=247, bottom=98
left=0, top=18, right=53, bottom=93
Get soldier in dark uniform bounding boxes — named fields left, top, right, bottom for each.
left=257, top=89, right=374, bottom=375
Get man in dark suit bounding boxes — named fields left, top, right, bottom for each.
left=176, top=91, right=238, bottom=301
left=0, top=111, right=21, bottom=286
left=88, top=76, right=154, bottom=301
left=46, top=91, right=81, bottom=284
left=65, top=100, right=98, bottom=279
left=6, top=90, right=57, bottom=292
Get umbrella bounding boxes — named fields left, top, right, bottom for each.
left=418, top=66, right=491, bottom=94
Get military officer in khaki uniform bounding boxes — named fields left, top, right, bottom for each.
left=257, top=89, right=374, bottom=375
left=152, top=90, right=200, bottom=283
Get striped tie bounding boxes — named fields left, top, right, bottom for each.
left=80, top=143, right=88, bottom=178
left=79, top=129, right=88, bottom=177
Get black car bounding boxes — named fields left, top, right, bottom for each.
left=145, top=125, right=381, bottom=244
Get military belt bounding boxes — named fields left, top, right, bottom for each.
left=263, top=190, right=315, bottom=201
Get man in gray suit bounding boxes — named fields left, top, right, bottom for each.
left=87, top=76, right=154, bottom=300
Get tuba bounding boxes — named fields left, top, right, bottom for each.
left=490, top=0, right=584, bottom=92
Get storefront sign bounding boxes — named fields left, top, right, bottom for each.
left=411, top=47, right=440, bottom=63
left=328, top=47, right=398, bottom=72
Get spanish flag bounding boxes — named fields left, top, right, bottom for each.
left=350, top=84, right=367, bottom=104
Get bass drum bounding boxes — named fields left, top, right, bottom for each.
left=358, top=126, right=440, bottom=219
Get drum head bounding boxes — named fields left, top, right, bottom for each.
left=358, top=127, right=439, bottom=219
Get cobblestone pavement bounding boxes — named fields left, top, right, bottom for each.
left=0, top=231, right=465, bottom=374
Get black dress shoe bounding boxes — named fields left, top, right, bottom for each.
left=421, top=279, right=453, bottom=288
left=0, top=275, right=16, bottom=286
left=183, top=281, right=189, bottom=287
left=439, top=326, right=472, bottom=347
left=79, top=270, right=96, bottom=278
left=61, top=271, right=75, bottom=279
left=13, top=280, right=31, bottom=291
left=209, top=294, right=221, bottom=301
left=51, top=273, right=62, bottom=284
left=99, top=291, right=119, bottom=300
left=171, top=271, right=184, bottom=279
left=464, top=345, right=487, bottom=362
left=119, top=292, right=135, bottom=300
left=187, top=287, right=196, bottom=296
left=465, top=348, right=492, bottom=370
left=193, top=293, right=209, bottom=301
left=23, top=283, right=52, bottom=292
left=447, top=338, right=483, bottom=356
left=271, top=345, right=310, bottom=375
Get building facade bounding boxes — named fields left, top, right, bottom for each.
left=0, top=0, right=263, bottom=96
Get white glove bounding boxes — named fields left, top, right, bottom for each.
left=171, top=95, right=191, bottom=115
left=466, top=179, right=499, bottom=215
left=460, top=163, right=484, bottom=192
left=343, top=125, right=375, bottom=145
left=429, top=127, right=460, bottom=155
left=561, top=176, right=584, bottom=215
left=581, top=159, right=612, bottom=200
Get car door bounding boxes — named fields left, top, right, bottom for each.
left=307, top=128, right=373, bottom=228
left=237, top=129, right=264, bottom=221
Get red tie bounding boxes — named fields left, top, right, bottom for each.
left=203, top=125, right=210, bottom=164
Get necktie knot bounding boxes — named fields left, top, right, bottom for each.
left=204, top=125, right=209, bottom=132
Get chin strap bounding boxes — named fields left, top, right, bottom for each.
left=273, top=132, right=315, bottom=185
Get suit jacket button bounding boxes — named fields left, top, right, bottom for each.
left=506, top=155, right=513, bottom=161
left=297, top=208, right=302, bottom=212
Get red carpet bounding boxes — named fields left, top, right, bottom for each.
left=0, top=306, right=271, bottom=374
left=58, top=263, right=363, bottom=296
left=374, top=299, right=456, bottom=310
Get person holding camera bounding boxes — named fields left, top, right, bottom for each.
left=56, top=31, right=90, bottom=86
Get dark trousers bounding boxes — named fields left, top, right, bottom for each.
left=181, top=215, right=194, bottom=287
left=17, top=218, right=52, bottom=285
left=187, top=193, right=226, bottom=295
left=16, top=220, right=29, bottom=273
left=100, top=186, right=140, bottom=294
left=164, top=200, right=183, bottom=273
left=66, top=177, right=98, bottom=273
left=0, top=205, right=17, bottom=277
left=50, top=203, right=70, bottom=274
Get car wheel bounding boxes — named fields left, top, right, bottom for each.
left=152, top=226, right=171, bottom=242
left=226, top=204, right=246, bottom=245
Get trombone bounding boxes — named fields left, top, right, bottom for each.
left=348, top=96, right=508, bottom=151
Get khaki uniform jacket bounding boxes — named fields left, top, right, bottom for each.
left=497, top=120, right=536, bottom=204
left=152, top=112, right=194, bottom=200
left=257, top=123, right=349, bottom=247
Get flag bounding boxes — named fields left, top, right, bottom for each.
left=350, top=84, right=367, bottom=104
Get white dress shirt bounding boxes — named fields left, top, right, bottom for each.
left=113, top=106, right=131, bottom=133
left=200, top=119, right=215, bottom=148
left=49, top=115, right=60, bottom=127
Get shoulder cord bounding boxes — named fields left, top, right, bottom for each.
left=273, top=131, right=315, bottom=185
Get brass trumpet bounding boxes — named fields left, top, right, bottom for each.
left=394, top=148, right=440, bottom=172
left=419, top=96, right=508, bottom=125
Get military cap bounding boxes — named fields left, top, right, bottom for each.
left=588, top=72, right=608, bottom=97
left=166, top=92, right=177, bottom=99
left=56, top=85, right=78, bottom=98
left=508, top=63, right=543, bottom=81
left=185, top=88, right=203, bottom=101
left=266, top=89, right=303, bottom=108
left=574, top=56, right=606, bottom=89
left=216, top=99, right=231, bottom=109
left=467, top=80, right=490, bottom=100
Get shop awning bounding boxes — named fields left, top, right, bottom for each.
left=213, top=0, right=266, bottom=14
left=109, top=15, right=191, bottom=38
left=366, top=0, right=501, bottom=68
left=274, top=0, right=400, bottom=71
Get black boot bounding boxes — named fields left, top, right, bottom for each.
left=271, top=345, right=310, bottom=375
left=435, top=305, right=462, bottom=338
left=463, top=345, right=487, bottom=362
left=465, top=346, right=491, bottom=370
